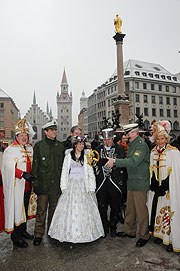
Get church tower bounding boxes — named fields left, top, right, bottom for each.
left=57, top=69, right=72, bottom=141
left=80, top=90, right=87, bottom=111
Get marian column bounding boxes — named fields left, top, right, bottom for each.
left=113, top=14, right=130, bottom=125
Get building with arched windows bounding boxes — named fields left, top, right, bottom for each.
left=86, top=59, right=180, bottom=137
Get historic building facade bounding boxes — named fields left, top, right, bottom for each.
left=24, top=91, right=51, bottom=143
left=57, top=69, right=72, bottom=141
left=86, top=59, right=180, bottom=137
left=0, top=88, right=19, bottom=146
left=87, top=92, right=97, bottom=139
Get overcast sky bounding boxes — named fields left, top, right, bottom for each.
left=0, top=0, right=180, bottom=125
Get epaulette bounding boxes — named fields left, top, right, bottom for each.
left=166, top=144, right=178, bottom=151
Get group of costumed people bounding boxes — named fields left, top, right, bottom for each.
left=0, top=118, right=180, bottom=253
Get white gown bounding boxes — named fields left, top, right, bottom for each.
left=48, top=159, right=104, bottom=243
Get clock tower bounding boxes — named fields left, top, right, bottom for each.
left=57, top=69, right=72, bottom=141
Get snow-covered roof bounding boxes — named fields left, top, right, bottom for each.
left=106, top=59, right=180, bottom=85
left=0, top=88, right=11, bottom=98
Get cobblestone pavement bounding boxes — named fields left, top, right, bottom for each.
left=0, top=152, right=180, bottom=271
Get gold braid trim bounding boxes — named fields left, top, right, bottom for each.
left=166, top=144, right=178, bottom=151
left=14, top=158, right=19, bottom=186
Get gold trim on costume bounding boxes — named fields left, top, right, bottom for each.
left=14, top=158, right=19, bottom=186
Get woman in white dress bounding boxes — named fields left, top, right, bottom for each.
left=147, top=120, right=180, bottom=253
left=48, top=136, right=104, bottom=243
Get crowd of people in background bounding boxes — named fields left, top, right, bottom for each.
left=0, top=119, right=180, bottom=254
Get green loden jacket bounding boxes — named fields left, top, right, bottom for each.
left=31, top=137, right=64, bottom=195
left=115, top=135, right=150, bottom=191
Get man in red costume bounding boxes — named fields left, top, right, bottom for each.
left=2, top=119, right=36, bottom=248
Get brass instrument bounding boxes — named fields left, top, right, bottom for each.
left=86, top=150, right=100, bottom=167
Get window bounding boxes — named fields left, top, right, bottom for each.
left=61, top=122, right=63, bottom=125
left=167, top=109, right=171, bottom=117
left=159, top=96, right=163, bottom=104
left=152, top=108, right=156, bottom=116
left=172, top=86, right=176, bottom=93
left=61, top=109, right=63, bottom=113
left=144, top=95, right=148, bottom=103
left=108, top=88, right=110, bottom=95
left=174, top=121, right=179, bottom=130
left=11, top=130, right=15, bottom=138
left=173, top=98, right=177, bottom=105
left=125, top=82, right=129, bottom=92
left=151, top=84, right=154, bottom=90
left=160, top=109, right=164, bottom=117
left=174, top=110, right=178, bottom=117
left=135, top=71, right=140, bottom=76
left=135, top=82, right=139, bottom=89
left=143, top=83, right=147, bottom=90
left=66, top=109, right=69, bottom=112
left=0, top=111, right=4, bottom=117
left=136, top=94, right=140, bottom=102
left=166, top=97, right=170, bottom=105
left=0, top=103, right=4, bottom=108
left=152, top=96, right=156, bottom=103
left=144, top=108, right=148, bottom=116
left=111, top=87, right=113, bottom=93
left=166, top=86, right=169, bottom=92
left=136, top=107, right=140, bottom=115
left=0, top=121, right=4, bottom=127
left=158, top=85, right=162, bottom=91
left=124, top=70, right=130, bottom=75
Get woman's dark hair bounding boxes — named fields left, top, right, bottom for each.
left=71, top=143, right=85, bottom=166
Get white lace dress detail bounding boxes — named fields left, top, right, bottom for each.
left=48, top=159, right=104, bottom=243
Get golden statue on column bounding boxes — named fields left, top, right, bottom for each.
left=114, top=14, right=122, bottom=33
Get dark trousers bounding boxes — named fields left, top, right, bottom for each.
left=34, top=193, right=60, bottom=238
left=96, top=179, right=121, bottom=233
left=11, top=191, right=31, bottom=242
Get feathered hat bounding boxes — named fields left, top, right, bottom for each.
left=15, top=119, right=30, bottom=135
left=71, top=136, right=87, bottom=146
left=152, top=120, right=171, bottom=138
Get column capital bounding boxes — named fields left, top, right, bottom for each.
left=113, top=33, right=126, bottom=43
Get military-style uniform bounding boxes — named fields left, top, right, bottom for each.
left=115, top=135, right=150, bottom=240
left=95, top=143, right=126, bottom=235
left=31, top=136, right=64, bottom=238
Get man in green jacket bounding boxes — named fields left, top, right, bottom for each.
left=105, top=123, right=150, bottom=247
left=31, top=120, right=64, bottom=246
